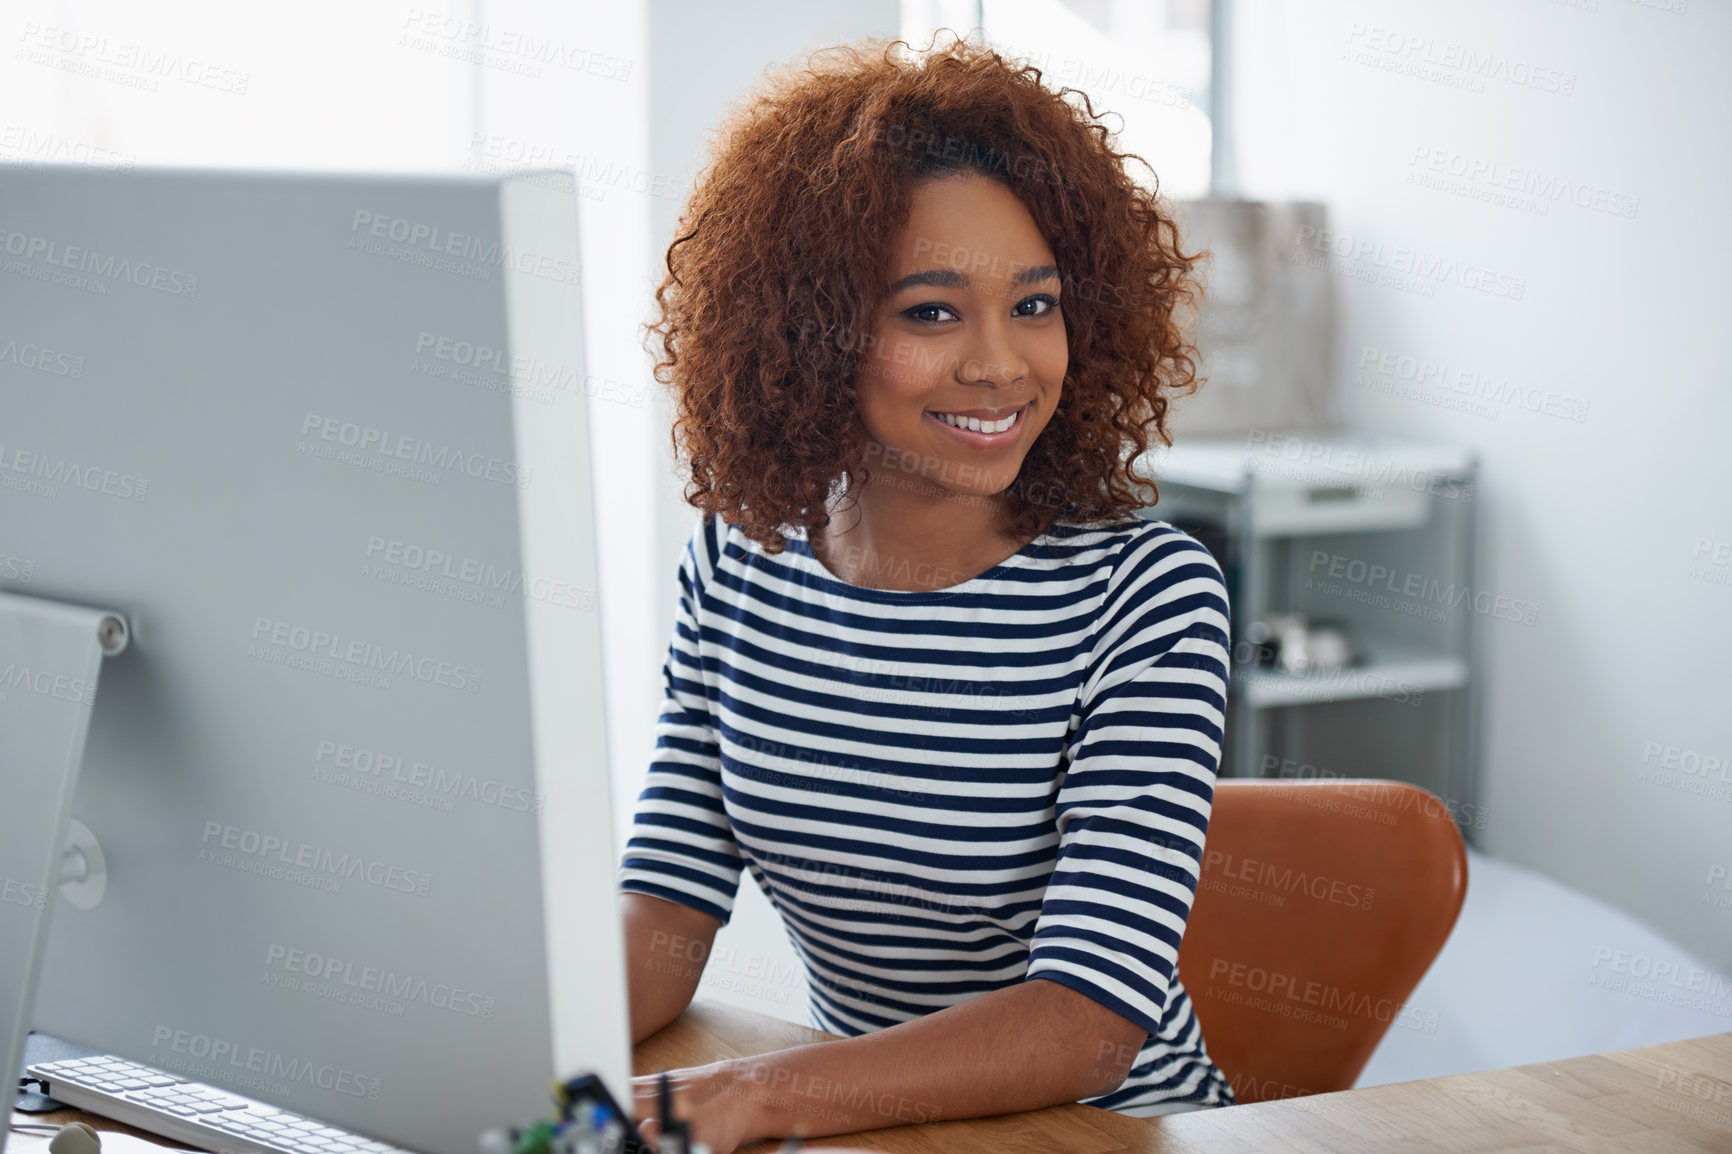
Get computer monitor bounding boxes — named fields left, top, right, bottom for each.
left=0, top=164, right=630, bottom=1154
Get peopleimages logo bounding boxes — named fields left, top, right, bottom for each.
left=0, top=442, right=150, bottom=502
left=249, top=616, right=483, bottom=693
left=1207, top=959, right=1435, bottom=1030
left=313, top=739, right=541, bottom=815
left=264, top=944, right=496, bottom=1019
left=150, top=1027, right=380, bottom=1100
left=1292, top=224, right=1526, bottom=300
left=1, top=876, right=49, bottom=911
left=0, top=226, right=199, bottom=295
left=299, top=413, right=531, bottom=489
left=363, top=536, right=595, bottom=612
left=199, top=821, right=432, bottom=897
left=348, top=211, right=581, bottom=285
left=1202, top=850, right=1375, bottom=911
left=1307, top=549, right=1540, bottom=627
left=1589, top=947, right=1732, bottom=1005
left=0, top=336, right=85, bottom=378
left=0, top=662, right=96, bottom=705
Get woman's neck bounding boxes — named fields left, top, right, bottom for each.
left=808, top=470, right=1036, bottom=592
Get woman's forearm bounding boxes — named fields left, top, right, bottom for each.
left=719, top=978, right=1146, bottom=1142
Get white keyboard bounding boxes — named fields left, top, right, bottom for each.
left=26, top=1055, right=418, bottom=1154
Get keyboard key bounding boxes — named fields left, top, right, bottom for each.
left=208, top=1116, right=258, bottom=1134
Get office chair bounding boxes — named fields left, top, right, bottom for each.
left=1176, top=779, right=1469, bottom=1104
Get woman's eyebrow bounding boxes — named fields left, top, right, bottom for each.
left=887, top=263, right=1062, bottom=295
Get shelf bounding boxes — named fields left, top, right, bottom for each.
left=1244, top=483, right=1433, bottom=536
left=1140, top=433, right=1476, bottom=536
left=1234, top=645, right=1468, bottom=709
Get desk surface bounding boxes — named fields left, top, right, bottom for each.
left=17, top=1004, right=1732, bottom=1154
left=637, top=1002, right=1732, bottom=1153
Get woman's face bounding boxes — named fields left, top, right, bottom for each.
left=850, top=173, right=1068, bottom=504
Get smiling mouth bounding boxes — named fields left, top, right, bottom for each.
left=924, top=403, right=1030, bottom=444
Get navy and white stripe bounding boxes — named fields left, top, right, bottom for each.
left=619, top=512, right=1235, bottom=1113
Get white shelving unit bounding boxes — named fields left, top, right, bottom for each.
left=1135, top=433, right=1482, bottom=837
left=1239, top=647, right=1469, bottom=710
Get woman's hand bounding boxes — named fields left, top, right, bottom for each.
left=631, top=1061, right=762, bottom=1154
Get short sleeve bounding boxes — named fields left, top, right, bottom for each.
left=1024, top=524, right=1230, bottom=1039
left=616, top=515, right=745, bottom=924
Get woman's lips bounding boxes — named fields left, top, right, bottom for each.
left=923, top=403, right=1029, bottom=448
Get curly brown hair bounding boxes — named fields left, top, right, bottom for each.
left=645, top=32, right=1207, bottom=554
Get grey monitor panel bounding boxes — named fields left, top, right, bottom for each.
left=0, top=165, right=629, bottom=1154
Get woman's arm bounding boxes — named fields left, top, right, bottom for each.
left=618, top=517, right=742, bottom=1042
left=632, top=978, right=1144, bottom=1152
left=621, top=893, right=723, bottom=1044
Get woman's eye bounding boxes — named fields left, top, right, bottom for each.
left=1016, top=294, right=1058, bottom=317
left=904, top=302, right=958, bottom=324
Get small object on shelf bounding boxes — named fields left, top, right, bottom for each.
left=1303, top=622, right=1355, bottom=672
left=1247, top=614, right=1358, bottom=675
left=1245, top=613, right=1303, bottom=669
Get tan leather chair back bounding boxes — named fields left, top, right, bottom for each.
left=1177, top=779, right=1468, bottom=1103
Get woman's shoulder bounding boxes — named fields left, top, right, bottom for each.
left=1042, top=515, right=1221, bottom=576
left=1044, top=517, right=1228, bottom=633
left=684, top=513, right=809, bottom=581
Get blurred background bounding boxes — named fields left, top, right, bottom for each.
left=7, top=0, right=1727, bottom=1089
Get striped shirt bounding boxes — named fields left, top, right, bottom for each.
left=619, top=512, right=1236, bottom=1113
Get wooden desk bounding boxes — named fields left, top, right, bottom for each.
left=16, top=1005, right=1732, bottom=1153
left=638, top=1002, right=1732, bottom=1153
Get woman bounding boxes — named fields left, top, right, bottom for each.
left=618, top=33, right=1233, bottom=1152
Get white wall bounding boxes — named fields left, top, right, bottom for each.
left=1229, top=0, right=1732, bottom=970
left=465, top=0, right=659, bottom=864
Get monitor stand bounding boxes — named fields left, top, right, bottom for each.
left=0, top=593, right=127, bottom=1129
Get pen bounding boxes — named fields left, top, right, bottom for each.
left=657, top=1072, right=671, bottom=1150
left=657, top=1071, right=689, bottom=1154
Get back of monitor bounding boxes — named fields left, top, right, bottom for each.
left=0, top=165, right=628, bottom=1154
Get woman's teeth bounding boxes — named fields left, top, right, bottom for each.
left=935, top=409, right=1018, bottom=434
